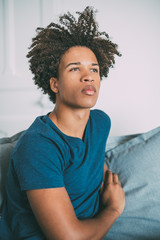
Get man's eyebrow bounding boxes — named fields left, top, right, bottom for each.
left=65, top=62, right=99, bottom=68
left=91, top=63, right=99, bottom=66
left=65, top=62, right=81, bottom=68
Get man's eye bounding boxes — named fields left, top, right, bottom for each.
left=91, top=68, right=98, bottom=72
left=70, top=68, right=79, bottom=71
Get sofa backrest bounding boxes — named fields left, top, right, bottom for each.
left=0, top=131, right=24, bottom=213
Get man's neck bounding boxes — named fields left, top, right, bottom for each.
left=49, top=105, right=90, bottom=140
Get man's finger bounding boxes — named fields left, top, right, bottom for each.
left=113, top=173, right=119, bottom=184
left=105, top=170, right=113, bottom=184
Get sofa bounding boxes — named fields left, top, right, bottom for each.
left=0, top=126, right=160, bottom=239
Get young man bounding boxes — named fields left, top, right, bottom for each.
left=0, top=6, right=125, bottom=240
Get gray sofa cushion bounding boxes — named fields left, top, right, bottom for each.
left=105, top=126, right=160, bottom=239
left=0, top=131, right=24, bottom=210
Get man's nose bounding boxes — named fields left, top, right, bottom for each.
left=81, top=74, right=94, bottom=82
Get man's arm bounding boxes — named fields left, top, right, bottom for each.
left=104, top=163, right=108, bottom=174
left=27, top=170, right=125, bottom=240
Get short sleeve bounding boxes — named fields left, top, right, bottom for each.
left=13, top=133, right=66, bottom=191
left=95, top=109, right=111, bottom=127
left=92, top=109, right=111, bottom=139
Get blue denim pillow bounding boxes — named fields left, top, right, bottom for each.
left=105, top=126, right=160, bottom=240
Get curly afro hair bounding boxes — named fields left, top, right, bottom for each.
left=27, top=6, right=121, bottom=103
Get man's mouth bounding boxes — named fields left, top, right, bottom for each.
left=81, top=85, right=96, bottom=96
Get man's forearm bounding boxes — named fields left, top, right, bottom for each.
left=69, top=207, right=120, bottom=240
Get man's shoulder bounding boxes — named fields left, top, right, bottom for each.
left=13, top=114, right=66, bottom=155
left=91, top=109, right=111, bottom=124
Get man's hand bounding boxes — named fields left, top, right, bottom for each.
left=100, top=169, right=125, bottom=216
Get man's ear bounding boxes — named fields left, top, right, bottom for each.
left=50, top=77, right=59, bottom=93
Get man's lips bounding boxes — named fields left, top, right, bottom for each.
left=81, top=85, right=96, bottom=96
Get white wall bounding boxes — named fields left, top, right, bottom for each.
left=0, top=0, right=160, bottom=137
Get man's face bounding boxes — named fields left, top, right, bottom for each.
left=52, top=46, right=101, bottom=109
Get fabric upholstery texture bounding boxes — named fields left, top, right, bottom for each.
left=0, top=131, right=24, bottom=210
left=105, top=126, right=160, bottom=240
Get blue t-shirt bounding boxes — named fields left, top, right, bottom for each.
left=0, top=109, right=111, bottom=240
